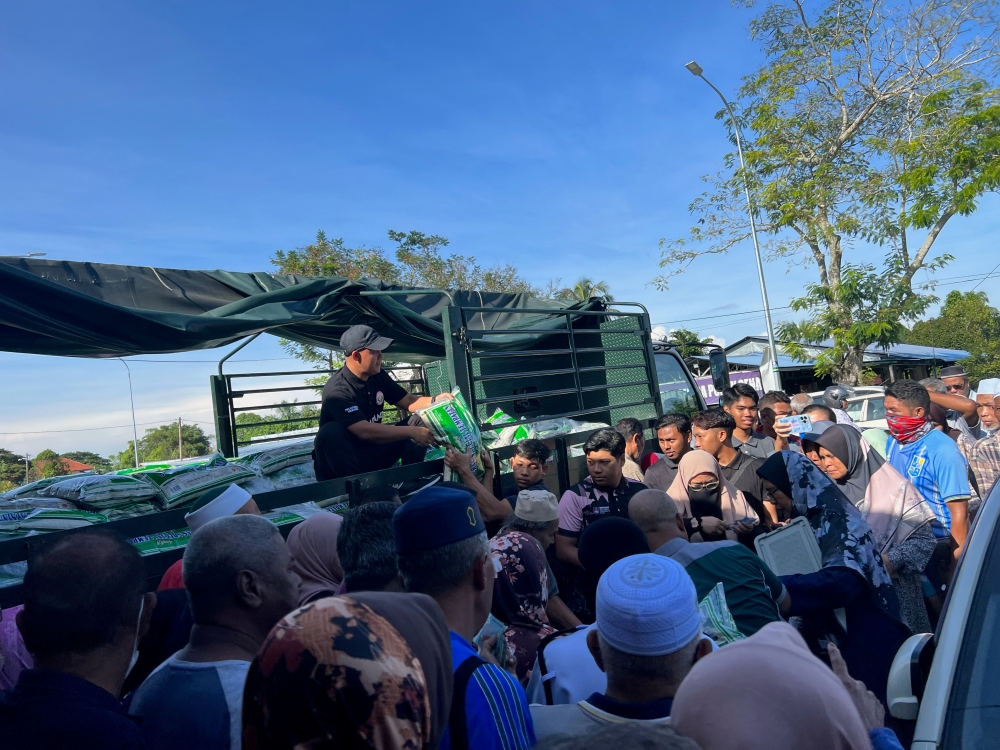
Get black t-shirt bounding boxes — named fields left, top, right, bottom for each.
left=319, top=367, right=408, bottom=428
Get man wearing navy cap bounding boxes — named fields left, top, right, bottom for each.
left=394, top=486, right=535, bottom=750
left=313, top=324, right=452, bottom=480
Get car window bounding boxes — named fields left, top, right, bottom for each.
left=846, top=399, right=866, bottom=421
left=655, top=353, right=701, bottom=416
left=940, top=515, right=1000, bottom=748
left=869, top=397, right=886, bottom=421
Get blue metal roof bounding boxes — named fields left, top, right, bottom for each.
left=720, top=337, right=968, bottom=371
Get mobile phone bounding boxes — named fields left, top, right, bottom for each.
left=777, top=414, right=812, bottom=436
left=737, top=517, right=756, bottom=526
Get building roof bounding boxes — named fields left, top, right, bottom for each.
left=60, top=457, right=94, bottom=472
left=721, top=336, right=969, bottom=372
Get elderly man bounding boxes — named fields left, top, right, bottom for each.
left=313, top=324, right=451, bottom=480
left=130, top=515, right=300, bottom=750
left=920, top=376, right=981, bottom=440
left=789, top=392, right=814, bottom=415
left=394, top=485, right=535, bottom=750
left=968, top=380, right=1000, bottom=499
left=629, top=489, right=789, bottom=636
left=1, top=531, right=155, bottom=750
left=940, top=364, right=975, bottom=399
left=530, top=554, right=713, bottom=739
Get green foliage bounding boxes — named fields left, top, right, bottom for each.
left=0, top=448, right=27, bottom=486
left=657, top=0, right=1000, bottom=384
left=235, top=402, right=320, bottom=439
left=667, top=328, right=715, bottom=359
left=908, top=290, right=1000, bottom=383
left=860, top=368, right=880, bottom=386
left=113, top=424, right=212, bottom=470
left=778, top=256, right=937, bottom=382
left=557, top=277, right=614, bottom=302
left=60, top=451, right=112, bottom=473
left=32, top=449, right=69, bottom=479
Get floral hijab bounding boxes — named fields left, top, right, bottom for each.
left=756, top=451, right=900, bottom=619
left=489, top=531, right=556, bottom=682
left=242, top=592, right=452, bottom=750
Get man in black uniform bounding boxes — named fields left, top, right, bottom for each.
left=312, top=325, right=451, bottom=481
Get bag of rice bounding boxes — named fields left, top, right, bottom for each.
left=20, top=508, right=108, bottom=531
left=416, top=389, right=484, bottom=478
left=129, top=529, right=192, bottom=557
left=698, top=582, right=746, bottom=646
left=0, top=498, right=77, bottom=513
left=104, top=501, right=159, bottom=521
left=0, top=510, right=31, bottom=534
left=234, top=440, right=315, bottom=476
left=1, top=475, right=90, bottom=501
left=269, top=461, right=316, bottom=490
left=262, top=502, right=327, bottom=527
left=140, top=459, right=259, bottom=509
left=238, top=475, right=277, bottom=495
left=39, top=474, right=160, bottom=507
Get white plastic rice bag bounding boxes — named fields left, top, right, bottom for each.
left=19, top=508, right=109, bottom=531
left=139, top=455, right=258, bottom=509
left=416, top=389, right=484, bottom=478
left=270, top=461, right=317, bottom=490
left=235, top=440, right=314, bottom=476
left=38, top=474, right=160, bottom=507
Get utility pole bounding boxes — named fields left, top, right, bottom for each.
left=178, top=417, right=183, bottom=460
left=24, top=453, right=29, bottom=483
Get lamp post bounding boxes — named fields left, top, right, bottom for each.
left=685, top=61, right=782, bottom=390
left=118, top=358, right=141, bottom=468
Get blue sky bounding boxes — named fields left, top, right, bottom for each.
left=2, top=1, right=998, bottom=458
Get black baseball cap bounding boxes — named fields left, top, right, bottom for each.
left=939, top=365, right=967, bottom=378
left=340, top=325, right=394, bottom=354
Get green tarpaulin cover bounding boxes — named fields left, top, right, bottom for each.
left=0, top=257, right=603, bottom=360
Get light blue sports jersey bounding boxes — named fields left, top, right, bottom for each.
left=887, top=429, right=971, bottom=532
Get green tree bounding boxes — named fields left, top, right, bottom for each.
left=667, top=328, right=716, bottom=359
left=113, top=423, right=213, bottom=470
left=657, top=0, right=1000, bottom=384
left=558, top=277, right=614, bottom=302
left=234, top=402, right=321, bottom=440
left=32, top=448, right=69, bottom=480
left=60, top=451, right=112, bottom=473
left=0, top=448, right=27, bottom=487
left=908, top=290, right=1000, bottom=382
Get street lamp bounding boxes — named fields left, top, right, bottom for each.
left=685, top=61, right=782, bottom=390
left=118, top=358, right=141, bottom=468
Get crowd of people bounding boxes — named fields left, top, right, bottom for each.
left=1, top=361, right=998, bottom=750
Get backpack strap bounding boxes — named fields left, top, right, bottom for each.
left=449, top=654, right=487, bottom=750
left=535, top=625, right=588, bottom=706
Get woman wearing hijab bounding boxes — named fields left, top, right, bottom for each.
left=489, top=531, right=557, bottom=684
left=671, top=622, right=903, bottom=750
left=243, top=592, right=453, bottom=750
left=756, top=452, right=910, bottom=704
left=813, top=424, right=939, bottom=633
left=286, top=513, right=345, bottom=606
left=666, top=451, right=758, bottom=543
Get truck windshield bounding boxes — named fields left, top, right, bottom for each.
left=655, top=352, right=702, bottom=416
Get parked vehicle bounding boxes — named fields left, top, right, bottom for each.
left=886, top=477, right=1000, bottom=748
left=808, top=386, right=887, bottom=431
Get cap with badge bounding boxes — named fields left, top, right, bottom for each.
left=340, top=325, right=394, bottom=355
left=392, top=485, right=485, bottom=556
left=185, top=484, right=255, bottom=532
left=514, top=489, right=559, bottom=523
left=939, top=365, right=967, bottom=378
left=597, top=553, right=701, bottom=657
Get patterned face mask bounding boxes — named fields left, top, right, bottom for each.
left=886, top=414, right=928, bottom=443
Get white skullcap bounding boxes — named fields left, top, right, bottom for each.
left=980, top=378, right=1000, bottom=398
left=184, top=484, right=253, bottom=532
left=596, top=553, right=701, bottom=657
left=514, top=490, right=559, bottom=523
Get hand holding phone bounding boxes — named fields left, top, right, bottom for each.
left=777, top=414, right=812, bottom=437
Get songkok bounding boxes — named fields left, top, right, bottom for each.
left=393, top=485, right=485, bottom=556
left=597, top=553, right=701, bottom=657
left=800, top=419, right=836, bottom=443
left=185, top=484, right=253, bottom=532
left=514, top=490, right=559, bottom=523
left=939, top=365, right=967, bottom=378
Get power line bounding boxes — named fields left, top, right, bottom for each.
left=653, top=305, right=793, bottom=327
left=971, top=261, right=1000, bottom=293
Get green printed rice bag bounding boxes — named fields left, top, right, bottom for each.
left=0, top=498, right=77, bottom=513
left=39, top=474, right=160, bottom=507
left=234, top=440, right=314, bottom=476
left=129, top=529, right=192, bottom=557
left=417, top=389, right=484, bottom=478
left=139, top=456, right=258, bottom=509
left=0, top=510, right=31, bottom=533
left=262, top=501, right=327, bottom=527
left=20, top=508, right=108, bottom=531
left=104, top=501, right=159, bottom=521
left=1, top=475, right=90, bottom=501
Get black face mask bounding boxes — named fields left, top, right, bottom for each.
left=688, top=486, right=723, bottom=519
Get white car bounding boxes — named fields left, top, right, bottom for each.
left=886, top=477, right=1000, bottom=747
left=808, top=386, right=888, bottom=431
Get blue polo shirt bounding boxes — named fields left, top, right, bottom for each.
left=440, top=631, right=534, bottom=750
left=887, top=429, right=971, bottom=532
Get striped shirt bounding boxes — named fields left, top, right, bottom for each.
left=440, top=631, right=534, bottom=750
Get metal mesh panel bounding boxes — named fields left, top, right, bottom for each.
left=423, top=360, right=452, bottom=397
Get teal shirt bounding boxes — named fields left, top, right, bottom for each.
left=657, top=537, right=786, bottom=637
